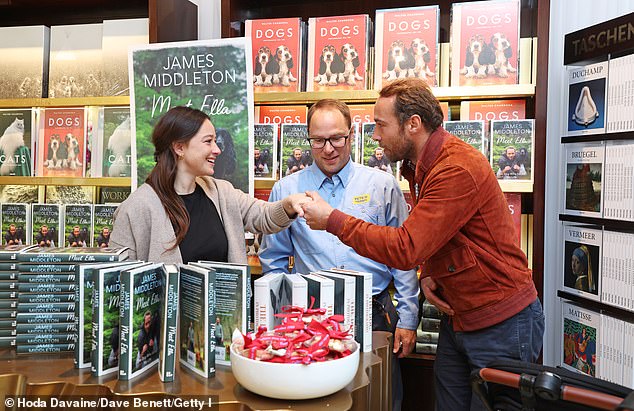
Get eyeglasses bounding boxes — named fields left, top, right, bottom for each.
left=307, top=128, right=352, bottom=149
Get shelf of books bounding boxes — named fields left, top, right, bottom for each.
left=557, top=12, right=634, bottom=389
left=0, top=96, right=130, bottom=109
left=0, top=176, right=130, bottom=187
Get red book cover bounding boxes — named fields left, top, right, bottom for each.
left=307, top=14, right=370, bottom=91
left=257, top=105, right=307, bottom=125
left=37, top=108, right=86, bottom=177
left=245, top=17, right=303, bottom=93
left=439, top=101, right=450, bottom=121
left=460, top=99, right=525, bottom=132
left=504, top=192, right=522, bottom=245
left=349, top=104, right=374, bottom=124
left=374, top=6, right=439, bottom=89
left=450, top=0, right=520, bottom=86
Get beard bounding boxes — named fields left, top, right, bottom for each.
left=383, top=128, right=414, bottom=163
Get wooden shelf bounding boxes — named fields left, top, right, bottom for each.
left=254, top=84, right=535, bottom=105
left=406, top=353, right=436, bottom=361
left=0, top=96, right=130, bottom=108
left=498, top=180, right=533, bottom=193
left=0, top=177, right=130, bottom=187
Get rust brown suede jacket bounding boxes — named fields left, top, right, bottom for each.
left=326, top=127, right=537, bottom=331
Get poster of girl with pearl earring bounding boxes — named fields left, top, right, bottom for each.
left=566, top=61, right=607, bottom=136
left=129, top=37, right=254, bottom=194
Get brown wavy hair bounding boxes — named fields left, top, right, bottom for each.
left=379, top=78, right=444, bottom=132
left=146, top=106, right=210, bottom=249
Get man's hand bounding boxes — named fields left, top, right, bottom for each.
left=420, top=276, right=454, bottom=316
left=302, top=191, right=334, bottom=230
left=393, top=327, right=416, bottom=358
left=282, top=193, right=312, bottom=217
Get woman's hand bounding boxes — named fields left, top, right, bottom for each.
left=282, top=193, right=312, bottom=217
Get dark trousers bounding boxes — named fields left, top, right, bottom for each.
left=434, top=298, right=545, bottom=411
left=373, top=288, right=402, bottom=411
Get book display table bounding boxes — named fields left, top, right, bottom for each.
left=0, top=332, right=392, bottom=411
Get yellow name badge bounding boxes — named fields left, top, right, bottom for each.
left=352, top=194, right=370, bottom=205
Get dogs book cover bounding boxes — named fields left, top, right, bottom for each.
left=450, top=0, right=520, bottom=87
left=307, top=14, right=370, bottom=91
left=37, top=108, right=86, bottom=177
left=245, top=17, right=304, bottom=93
left=49, top=23, right=103, bottom=98
left=374, top=6, right=439, bottom=90
left=0, top=26, right=49, bottom=99
left=0, top=109, right=35, bottom=176
left=350, top=105, right=374, bottom=163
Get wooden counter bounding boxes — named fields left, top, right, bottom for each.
left=0, top=332, right=392, bottom=411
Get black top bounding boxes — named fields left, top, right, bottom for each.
left=179, top=184, right=228, bottom=264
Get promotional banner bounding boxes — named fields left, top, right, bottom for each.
left=129, top=38, right=254, bottom=193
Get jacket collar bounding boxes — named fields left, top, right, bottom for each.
left=401, top=127, right=451, bottom=198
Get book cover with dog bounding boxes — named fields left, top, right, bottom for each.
left=490, top=119, right=534, bottom=181
left=49, top=23, right=103, bottom=98
left=63, top=204, right=93, bottom=248
left=361, top=122, right=399, bottom=179
left=0, top=26, right=49, bottom=99
left=374, top=6, right=439, bottom=89
left=0, top=109, right=35, bottom=177
left=99, top=107, right=132, bottom=178
left=102, top=18, right=149, bottom=97
left=246, top=17, right=305, bottom=93
left=1, top=204, right=30, bottom=246
left=37, top=108, right=86, bottom=178
left=253, top=124, right=277, bottom=180
left=279, top=123, right=311, bottom=177
left=444, top=120, right=486, bottom=155
left=92, top=205, right=116, bottom=248
left=450, top=0, right=520, bottom=87
left=350, top=105, right=374, bottom=163
left=566, top=61, right=608, bottom=136
left=30, top=204, right=62, bottom=248
left=307, top=14, right=371, bottom=91
left=562, top=223, right=602, bottom=302
left=256, top=105, right=307, bottom=125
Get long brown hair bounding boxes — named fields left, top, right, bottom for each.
left=146, top=106, right=210, bottom=248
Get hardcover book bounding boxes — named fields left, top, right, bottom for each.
left=253, top=124, right=277, bottom=180
left=17, top=343, right=75, bottom=354
left=315, top=271, right=356, bottom=338
left=158, top=264, right=179, bottom=382
left=30, top=204, right=63, bottom=248
left=301, top=273, right=335, bottom=317
left=490, top=119, right=534, bottom=181
left=92, top=205, right=116, bottom=248
left=99, top=107, right=132, bottom=177
left=49, top=23, right=103, bottom=98
left=102, top=18, right=149, bottom=96
left=564, top=142, right=605, bottom=218
left=450, top=0, right=521, bottom=86
left=178, top=264, right=216, bottom=378
left=91, top=261, right=145, bottom=376
left=561, top=301, right=600, bottom=377
left=374, top=6, right=440, bottom=89
left=119, top=262, right=164, bottom=380
left=245, top=17, right=305, bottom=93
left=566, top=61, right=608, bottom=136
left=0, top=109, right=35, bottom=176
left=603, top=141, right=634, bottom=221
left=99, top=187, right=131, bottom=204
left=1, top=204, right=30, bottom=246
left=443, top=120, right=486, bottom=155
left=194, top=261, right=249, bottom=366
left=362, top=123, right=398, bottom=178
left=279, top=124, right=311, bottom=177
left=19, top=246, right=129, bottom=264
left=63, top=204, right=93, bottom=247
left=256, top=105, right=307, bottom=125
left=349, top=105, right=375, bottom=163
left=37, top=108, right=86, bottom=177
left=606, top=53, right=634, bottom=133
left=0, top=25, right=50, bottom=99
left=253, top=273, right=286, bottom=332
left=307, top=14, right=371, bottom=91
left=562, top=223, right=602, bottom=302
left=283, top=273, right=308, bottom=310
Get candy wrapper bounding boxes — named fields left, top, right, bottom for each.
left=232, top=304, right=355, bottom=365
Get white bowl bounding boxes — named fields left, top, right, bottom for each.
left=230, top=340, right=360, bottom=400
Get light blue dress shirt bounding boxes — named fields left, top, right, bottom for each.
left=259, top=160, right=420, bottom=330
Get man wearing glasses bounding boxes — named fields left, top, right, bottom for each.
left=259, top=98, right=419, bottom=411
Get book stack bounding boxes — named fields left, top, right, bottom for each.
left=14, top=247, right=124, bottom=355
left=416, top=299, right=440, bottom=355
left=0, top=245, right=33, bottom=349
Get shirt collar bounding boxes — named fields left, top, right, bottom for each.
left=308, top=158, right=353, bottom=189
left=402, top=127, right=450, bottom=192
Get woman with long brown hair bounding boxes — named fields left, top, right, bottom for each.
left=110, top=106, right=310, bottom=264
